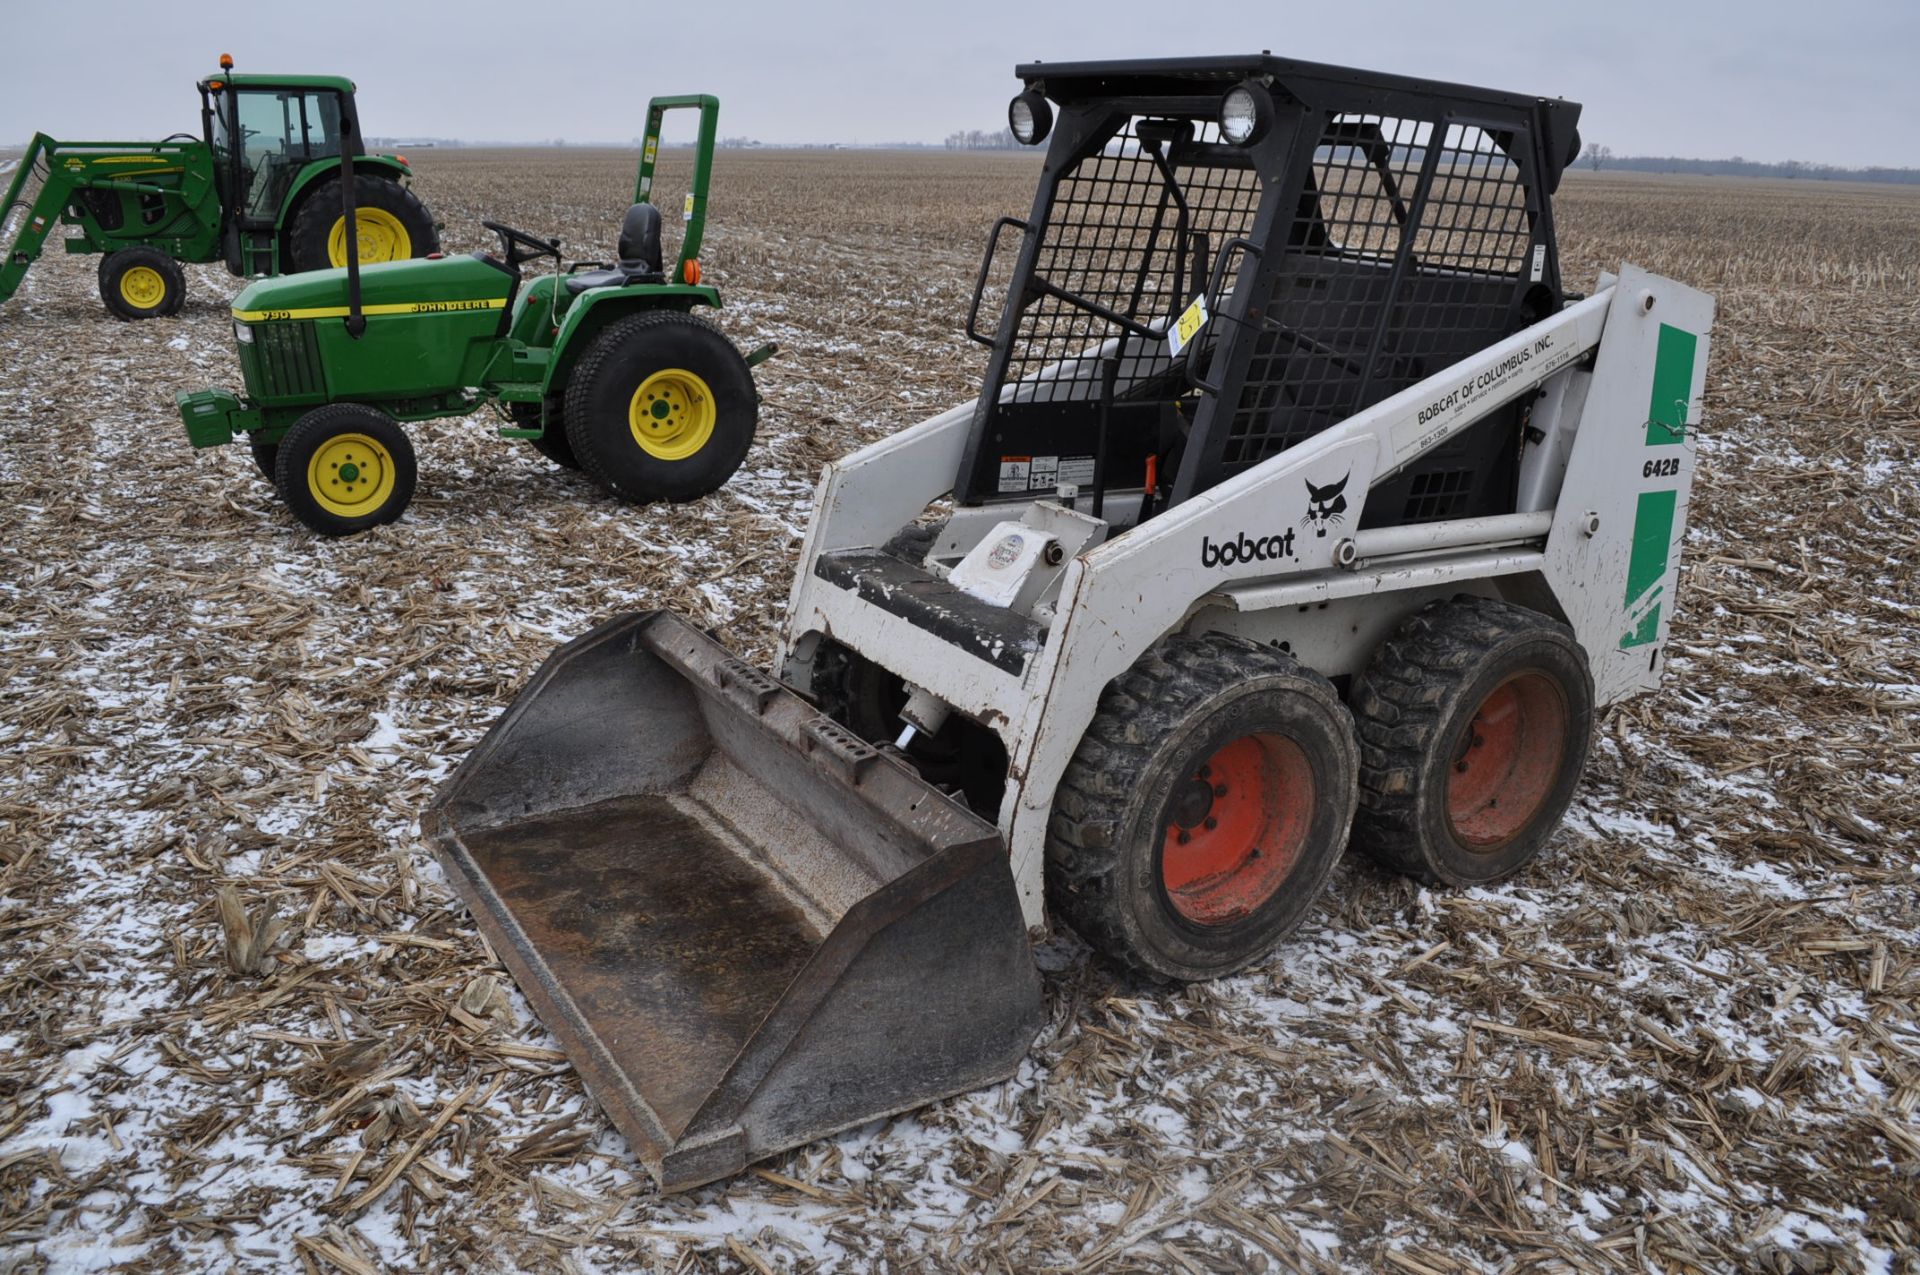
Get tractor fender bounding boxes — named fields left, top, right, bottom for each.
left=275, top=154, right=412, bottom=232
left=542, top=283, right=722, bottom=399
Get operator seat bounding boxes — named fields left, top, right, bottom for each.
left=565, top=203, right=666, bottom=293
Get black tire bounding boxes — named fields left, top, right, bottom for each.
left=248, top=441, right=279, bottom=480
left=881, top=516, right=950, bottom=565
left=285, top=175, right=438, bottom=273
left=1349, top=596, right=1595, bottom=886
left=1046, top=633, right=1359, bottom=982
left=510, top=399, right=579, bottom=469
left=809, top=639, right=1008, bottom=817
left=564, top=311, right=756, bottom=504
left=272, top=404, right=417, bottom=537
left=98, top=248, right=185, bottom=320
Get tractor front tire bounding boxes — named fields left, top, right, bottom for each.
left=272, top=404, right=417, bottom=537
left=98, top=248, right=185, bottom=320
left=286, top=176, right=439, bottom=273
left=1046, top=633, right=1358, bottom=982
left=564, top=311, right=756, bottom=504
left=1349, top=597, right=1594, bottom=886
left=510, top=400, right=579, bottom=470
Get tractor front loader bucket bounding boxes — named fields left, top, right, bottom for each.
left=426, top=612, right=1045, bottom=1192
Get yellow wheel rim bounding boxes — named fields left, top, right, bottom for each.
left=306, top=432, right=398, bottom=518
left=327, top=207, right=413, bottom=267
left=628, top=368, right=717, bottom=460
left=119, top=265, right=167, bottom=310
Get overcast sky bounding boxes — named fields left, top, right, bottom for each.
left=3, top=0, right=1914, bottom=167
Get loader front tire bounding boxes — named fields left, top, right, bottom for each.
left=273, top=404, right=416, bottom=537
left=99, top=248, right=185, bottom=320
left=286, top=176, right=439, bottom=272
left=564, top=311, right=756, bottom=504
left=1349, top=597, right=1594, bottom=886
left=1046, top=633, right=1358, bottom=982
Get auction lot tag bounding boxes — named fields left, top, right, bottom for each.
left=1168, top=296, right=1209, bottom=356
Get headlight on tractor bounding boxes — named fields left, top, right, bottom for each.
left=1009, top=90, right=1053, bottom=146
left=233, top=319, right=253, bottom=344
left=1220, top=83, right=1273, bottom=147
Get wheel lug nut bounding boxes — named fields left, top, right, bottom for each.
left=1177, top=830, right=1191, bottom=845
left=1472, top=735, right=1485, bottom=748
left=1455, top=760, right=1470, bottom=772
left=1198, top=765, right=1210, bottom=779
left=1203, top=817, right=1217, bottom=830
left=1214, top=783, right=1228, bottom=796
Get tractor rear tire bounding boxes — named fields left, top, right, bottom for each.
left=1046, top=633, right=1358, bottom=982
left=1349, top=596, right=1594, bottom=886
left=249, top=441, right=279, bottom=481
left=510, top=400, right=579, bottom=469
left=564, top=311, right=756, bottom=504
left=285, top=176, right=438, bottom=273
left=98, top=248, right=185, bottom=320
left=272, top=404, right=417, bottom=537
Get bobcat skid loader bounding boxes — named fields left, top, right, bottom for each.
left=428, top=55, right=1714, bottom=1192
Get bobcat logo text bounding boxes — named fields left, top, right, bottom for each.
left=1200, top=527, right=1297, bottom=569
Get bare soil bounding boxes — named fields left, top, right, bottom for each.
left=1, top=151, right=1916, bottom=1273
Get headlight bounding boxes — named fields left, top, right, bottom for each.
left=233, top=319, right=253, bottom=344
left=1008, top=90, right=1053, bottom=146
left=1220, top=83, right=1272, bottom=147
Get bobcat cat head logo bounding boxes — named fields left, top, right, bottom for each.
left=1302, top=472, right=1350, bottom=538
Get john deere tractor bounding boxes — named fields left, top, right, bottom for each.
left=177, top=95, right=773, bottom=536
left=1, top=55, right=437, bottom=320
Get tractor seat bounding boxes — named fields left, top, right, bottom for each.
left=565, top=202, right=666, bottom=293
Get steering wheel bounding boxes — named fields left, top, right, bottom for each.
left=481, top=219, right=562, bottom=272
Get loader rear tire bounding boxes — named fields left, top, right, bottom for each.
left=99, top=248, right=185, bottom=320
left=510, top=400, right=579, bottom=469
left=273, top=403, right=416, bottom=537
left=286, top=176, right=439, bottom=272
left=1349, top=596, right=1594, bottom=886
left=564, top=311, right=756, bottom=504
left=1046, top=633, right=1358, bottom=982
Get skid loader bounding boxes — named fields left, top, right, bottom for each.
left=1, top=55, right=437, bottom=320
left=429, top=55, right=1714, bottom=1191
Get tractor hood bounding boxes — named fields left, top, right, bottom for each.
left=230, top=255, right=512, bottom=322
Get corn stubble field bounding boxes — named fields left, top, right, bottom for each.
left=1, top=148, right=1917, bottom=1273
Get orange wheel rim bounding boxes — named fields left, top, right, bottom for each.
left=1446, top=672, right=1567, bottom=849
left=1160, top=733, right=1315, bottom=926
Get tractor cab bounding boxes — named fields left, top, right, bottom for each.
left=193, top=56, right=428, bottom=276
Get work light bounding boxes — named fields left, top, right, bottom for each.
left=233, top=319, right=253, bottom=344
left=1220, top=83, right=1272, bottom=146
left=1009, top=90, right=1053, bottom=146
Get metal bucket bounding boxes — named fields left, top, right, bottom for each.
left=426, top=612, right=1045, bottom=1192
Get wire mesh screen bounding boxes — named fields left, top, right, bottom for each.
left=999, top=119, right=1263, bottom=402
left=1219, top=117, right=1535, bottom=487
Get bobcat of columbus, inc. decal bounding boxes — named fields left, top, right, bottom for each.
left=1302, top=472, right=1350, bottom=538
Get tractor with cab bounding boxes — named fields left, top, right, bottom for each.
left=1, top=55, right=437, bottom=320
left=177, top=95, right=772, bottom=535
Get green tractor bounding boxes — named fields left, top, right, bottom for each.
left=1, top=54, right=437, bottom=320
left=177, top=95, right=773, bottom=536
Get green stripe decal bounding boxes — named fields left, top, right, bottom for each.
left=1646, top=323, right=1697, bottom=445
left=1621, top=488, right=1678, bottom=648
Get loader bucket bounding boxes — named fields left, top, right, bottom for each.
left=426, top=612, right=1045, bottom=1192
